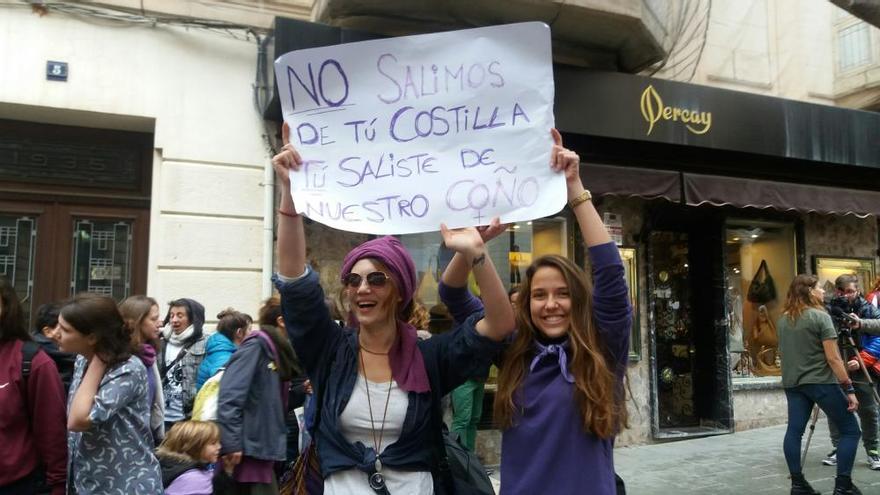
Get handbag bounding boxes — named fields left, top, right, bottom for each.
left=426, top=355, right=494, bottom=495
left=747, top=260, right=776, bottom=304
left=280, top=355, right=332, bottom=495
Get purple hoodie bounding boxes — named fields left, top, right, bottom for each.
left=164, top=468, right=213, bottom=495
left=500, top=242, right=632, bottom=495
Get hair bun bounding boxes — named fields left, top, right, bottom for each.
left=217, top=307, right=237, bottom=319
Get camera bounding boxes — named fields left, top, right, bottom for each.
left=829, top=305, right=857, bottom=338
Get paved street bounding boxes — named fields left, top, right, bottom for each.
left=487, top=420, right=880, bottom=493
left=614, top=422, right=880, bottom=494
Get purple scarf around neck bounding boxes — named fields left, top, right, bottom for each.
left=341, top=236, right=429, bottom=393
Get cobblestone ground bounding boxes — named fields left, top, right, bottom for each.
left=487, top=421, right=880, bottom=494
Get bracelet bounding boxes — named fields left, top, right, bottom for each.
left=844, top=386, right=856, bottom=394
left=568, top=189, right=592, bottom=209
left=277, top=209, right=300, bottom=218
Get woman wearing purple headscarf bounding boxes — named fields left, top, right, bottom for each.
left=270, top=123, right=515, bottom=494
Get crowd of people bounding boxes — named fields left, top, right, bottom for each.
left=2, top=121, right=879, bottom=495
left=0, top=127, right=634, bottom=495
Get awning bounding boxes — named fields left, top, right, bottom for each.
left=581, top=163, right=681, bottom=202
left=684, top=173, right=880, bottom=218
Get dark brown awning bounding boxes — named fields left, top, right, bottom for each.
left=684, top=173, right=880, bottom=218
left=581, top=163, right=681, bottom=202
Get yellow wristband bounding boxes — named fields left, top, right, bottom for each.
left=568, top=190, right=592, bottom=209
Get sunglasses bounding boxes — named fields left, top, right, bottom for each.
left=343, top=271, right=391, bottom=288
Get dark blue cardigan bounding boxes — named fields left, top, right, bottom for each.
left=273, top=269, right=503, bottom=479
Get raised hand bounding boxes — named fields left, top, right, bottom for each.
left=439, top=224, right=486, bottom=259
left=476, top=217, right=508, bottom=244
left=550, top=128, right=581, bottom=190
left=272, top=122, right=304, bottom=188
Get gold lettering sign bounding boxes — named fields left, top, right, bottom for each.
left=639, top=85, right=712, bottom=136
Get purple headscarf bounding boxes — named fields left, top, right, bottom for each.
left=341, top=236, right=429, bottom=393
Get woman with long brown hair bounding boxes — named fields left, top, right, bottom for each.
left=497, top=130, right=630, bottom=494
left=777, top=274, right=861, bottom=495
left=119, top=295, right=166, bottom=446
left=441, top=129, right=631, bottom=494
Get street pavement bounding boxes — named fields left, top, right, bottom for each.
left=487, top=420, right=880, bottom=494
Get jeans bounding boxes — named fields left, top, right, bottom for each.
left=451, top=379, right=485, bottom=452
left=784, top=384, right=861, bottom=476
left=828, top=380, right=879, bottom=455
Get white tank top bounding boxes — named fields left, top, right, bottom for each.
left=324, top=374, right=434, bottom=494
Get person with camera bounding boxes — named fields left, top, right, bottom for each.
left=823, top=274, right=880, bottom=471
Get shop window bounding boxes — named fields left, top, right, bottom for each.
left=725, top=220, right=796, bottom=380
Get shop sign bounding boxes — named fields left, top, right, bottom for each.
left=639, top=85, right=712, bottom=136
left=274, top=22, right=560, bottom=235
left=603, top=212, right=623, bottom=246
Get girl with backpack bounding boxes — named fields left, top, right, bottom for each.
left=60, top=293, right=162, bottom=494
left=196, top=309, right=252, bottom=390
left=120, top=295, right=167, bottom=446
left=0, top=277, right=67, bottom=495
left=156, top=420, right=221, bottom=495
left=217, top=297, right=299, bottom=494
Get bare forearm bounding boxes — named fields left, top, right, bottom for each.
left=472, top=252, right=515, bottom=340
left=827, top=355, right=850, bottom=383
left=68, top=359, right=105, bottom=431
left=277, top=185, right=306, bottom=278
left=441, top=252, right=471, bottom=288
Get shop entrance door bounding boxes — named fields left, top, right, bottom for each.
left=0, top=200, right=149, bottom=329
left=646, top=206, right=733, bottom=439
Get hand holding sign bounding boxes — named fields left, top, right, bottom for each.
left=274, top=22, right=560, bottom=235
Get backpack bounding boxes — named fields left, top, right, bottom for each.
left=20, top=340, right=40, bottom=395
left=192, top=368, right=224, bottom=421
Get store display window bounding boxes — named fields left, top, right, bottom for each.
left=725, top=220, right=797, bottom=380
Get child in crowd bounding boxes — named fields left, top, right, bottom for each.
left=156, top=421, right=221, bottom=495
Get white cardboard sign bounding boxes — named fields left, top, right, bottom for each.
left=274, top=22, right=562, bottom=234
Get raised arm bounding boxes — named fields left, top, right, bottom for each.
left=440, top=224, right=515, bottom=341
left=273, top=122, right=307, bottom=278
left=551, top=128, right=610, bottom=248
left=439, top=218, right=507, bottom=323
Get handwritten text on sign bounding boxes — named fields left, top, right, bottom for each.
left=275, top=22, right=562, bottom=235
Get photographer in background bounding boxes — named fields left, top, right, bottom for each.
left=823, top=274, right=880, bottom=471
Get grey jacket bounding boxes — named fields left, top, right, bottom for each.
left=217, top=331, right=287, bottom=460
left=159, top=331, right=207, bottom=417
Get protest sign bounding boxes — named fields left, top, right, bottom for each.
left=274, top=22, right=562, bottom=235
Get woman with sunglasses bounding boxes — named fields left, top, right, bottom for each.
left=270, top=122, right=515, bottom=494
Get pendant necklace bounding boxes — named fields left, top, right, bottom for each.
left=360, top=347, right=393, bottom=488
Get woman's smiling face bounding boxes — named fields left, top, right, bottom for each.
left=345, top=258, right=400, bottom=329
left=529, top=266, right=572, bottom=338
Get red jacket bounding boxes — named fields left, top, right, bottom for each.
left=0, top=339, right=67, bottom=494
